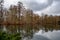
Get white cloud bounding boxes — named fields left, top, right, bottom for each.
left=4, top=0, right=19, bottom=8
left=36, top=0, right=48, bottom=4
left=4, top=0, right=60, bottom=15
left=42, top=1, right=60, bottom=15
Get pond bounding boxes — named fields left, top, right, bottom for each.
left=0, top=25, right=60, bottom=40
left=32, top=30, right=60, bottom=40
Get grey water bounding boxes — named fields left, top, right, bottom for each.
left=32, top=30, right=60, bottom=40
left=1, top=25, right=60, bottom=40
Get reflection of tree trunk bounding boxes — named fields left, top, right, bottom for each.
left=3, top=25, right=7, bottom=32
left=0, top=25, right=3, bottom=30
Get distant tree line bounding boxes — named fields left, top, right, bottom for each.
left=0, top=0, right=60, bottom=32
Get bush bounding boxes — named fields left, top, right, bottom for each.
left=0, top=31, right=21, bottom=40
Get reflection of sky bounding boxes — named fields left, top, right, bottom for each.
left=32, top=30, right=60, bottom=40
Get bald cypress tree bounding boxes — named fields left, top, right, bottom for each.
left=0, top=0, right=4, bottom=23
left=0, top=0, right=4, bottom=30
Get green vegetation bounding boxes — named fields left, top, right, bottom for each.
left=0, top=31, right=21, bottom=40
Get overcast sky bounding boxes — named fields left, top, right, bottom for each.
left=4, top=0, right=60, bottom=15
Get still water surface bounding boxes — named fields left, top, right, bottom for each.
left=32, top=30, right=60, bottom=40
left=1, top=25, right=60, bottom=40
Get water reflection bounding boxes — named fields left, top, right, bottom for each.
left=32, top=30, right=60, bottom=40
left=32, top=35, right=50, bottom=40
left=0, top=25, right=60, bottom=40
